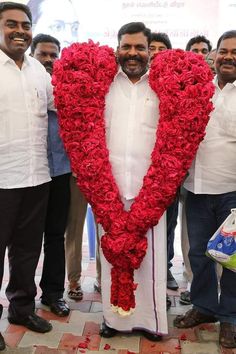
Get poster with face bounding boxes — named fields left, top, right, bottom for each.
left=27, top=0, right=79, bottom=48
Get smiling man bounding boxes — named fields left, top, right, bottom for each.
left=98, top=22, right=167, bottom=342
left=0, top=2, right=54, bottom=349
left=174, top=30, right=236, bottom=349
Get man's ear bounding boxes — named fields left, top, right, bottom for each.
left=115, top=46, right=119, bottom=63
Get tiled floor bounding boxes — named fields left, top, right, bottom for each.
left=0, top=237, right=236, bottom=354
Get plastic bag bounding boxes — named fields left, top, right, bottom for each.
left=206, top=209, right=236, bottom=272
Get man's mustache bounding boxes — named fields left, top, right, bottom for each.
left=221, top=60, right=236, bottom=67
left=9, top=32, right=29, bottom=40
left=44, top=62, right=53, bottom=69
left=123, top=56, right=143, bottom=63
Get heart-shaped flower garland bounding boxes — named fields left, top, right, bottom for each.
left=52, top=41, right=214, bottom=316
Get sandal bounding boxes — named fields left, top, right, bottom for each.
left=179, top=290, right=191, bottom=305
left=67, top=282, right=83, bottom=300
left=174, top=308, right=217, bottom=328
left=219, top=322, right=236, bottom=348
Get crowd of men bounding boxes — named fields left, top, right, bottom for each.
left=0, top=1, right=236, bottom=350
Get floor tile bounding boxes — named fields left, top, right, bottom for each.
left=82, top=321, right=100, bottom=336
left=167, top=327, right=197, bottom=342
left=197, top=326, right=219, bottom=342
left=87, top=334, right=101, bottom=350
left=86, top=351, right=118, bottom=354
left=5, top=324, right=27, bottom=334
left=99, top=334, right=140, bottom=352
left=181, top=340, right=220, bottom=354
left=34, top=347, right=76, bottom=354
left=18, top=331, right=62, bottom=348
left=0, top=318, right=9, bottom=332
left=69, top=310, right=103, bottom=325
left=2, top=347, right=35, bottom=353
left=140, top=337, right=180, bottom=353
left=49, top=320, right=85, bottom=336
left=4, top=332, right=25, bottom=348
left=90, top=302, right=103, bottom=313
left=67, top=301, right=92, bottom=312
left=58, top=334, right=88, bottom=351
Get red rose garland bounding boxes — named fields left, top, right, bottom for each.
left=52, top=41, right=214, bottom=315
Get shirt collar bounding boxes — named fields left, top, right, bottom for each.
left=0, top=49, right=30, bottom=67
left=116, top=65, right=149, bottom=83
left=214, top=75, right=236, bottom=89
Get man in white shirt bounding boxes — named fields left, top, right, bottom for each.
left=99, top=22, right=167, bottom=342
left=174, top=30, right=236, bottom=349
left=0, top=2, right=53, bottom=348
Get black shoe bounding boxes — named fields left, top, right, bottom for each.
left=142, top=331, right=162, bottom=342
left=100, top=322, right=117, bottom=338
left=167, top=269, right=179, bottom=290
left=0, top=333, right=5, bottom=351
left=166, top=295, right=171, bottom=310
left=8, top=313, right=52, bottom=333
left=41, top=298, right=70, bottom=317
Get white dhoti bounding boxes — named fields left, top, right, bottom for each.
left=98, top=204, right=168, bottom=335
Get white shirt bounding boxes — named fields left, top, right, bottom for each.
left=105, top=68, right=159, bottom=199
left=0, top=50, right=54, bottom=188
left=184, top=78, right=236, bottom=194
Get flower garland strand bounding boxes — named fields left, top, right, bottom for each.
left=53, top=41, right=214, bottom=315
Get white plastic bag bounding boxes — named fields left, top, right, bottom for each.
left=206, top=209, right=236, bottom=272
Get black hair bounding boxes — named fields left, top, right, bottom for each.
left=185, top=35, right=212, bottom=52
left=216, top=30, right=236, bottom=49
left=31, top=33, right=61, bottom=54
left=118, top=22, right=151, bottom=45
left=150, top=32, right=172, bottom=49
left=0, top=1, right=32, bottom=24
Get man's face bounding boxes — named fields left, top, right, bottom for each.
left=117, top=32, right=149, bottom=83
left=33, top=0, right=79, bottom=49
left=215, top=37, right=236, bottom=87
left=149, top=40, right=167, bottom=59
left=190, top=42, right=209, bottom=58
left=32, top=42, right=59, bottom=75
left=0, top=9, right=32, bottom=61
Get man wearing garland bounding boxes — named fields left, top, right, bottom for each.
left=174, top=30, right=236, bottom=349
left=98, top=21, right=167, bottom=342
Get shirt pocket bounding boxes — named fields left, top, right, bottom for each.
left=141, top=98, right=159, bottom=129
left=33, top=88, right=47, bottom=118
left=215, top=108, right=236, bottom=138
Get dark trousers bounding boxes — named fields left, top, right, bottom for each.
left=40, top=173, right=71, bottom=301
left=167, top=193, right=179, bottom=269
left=186, top=191, right=236, bottom=324
left=0, top=183, right=49, bottom=319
